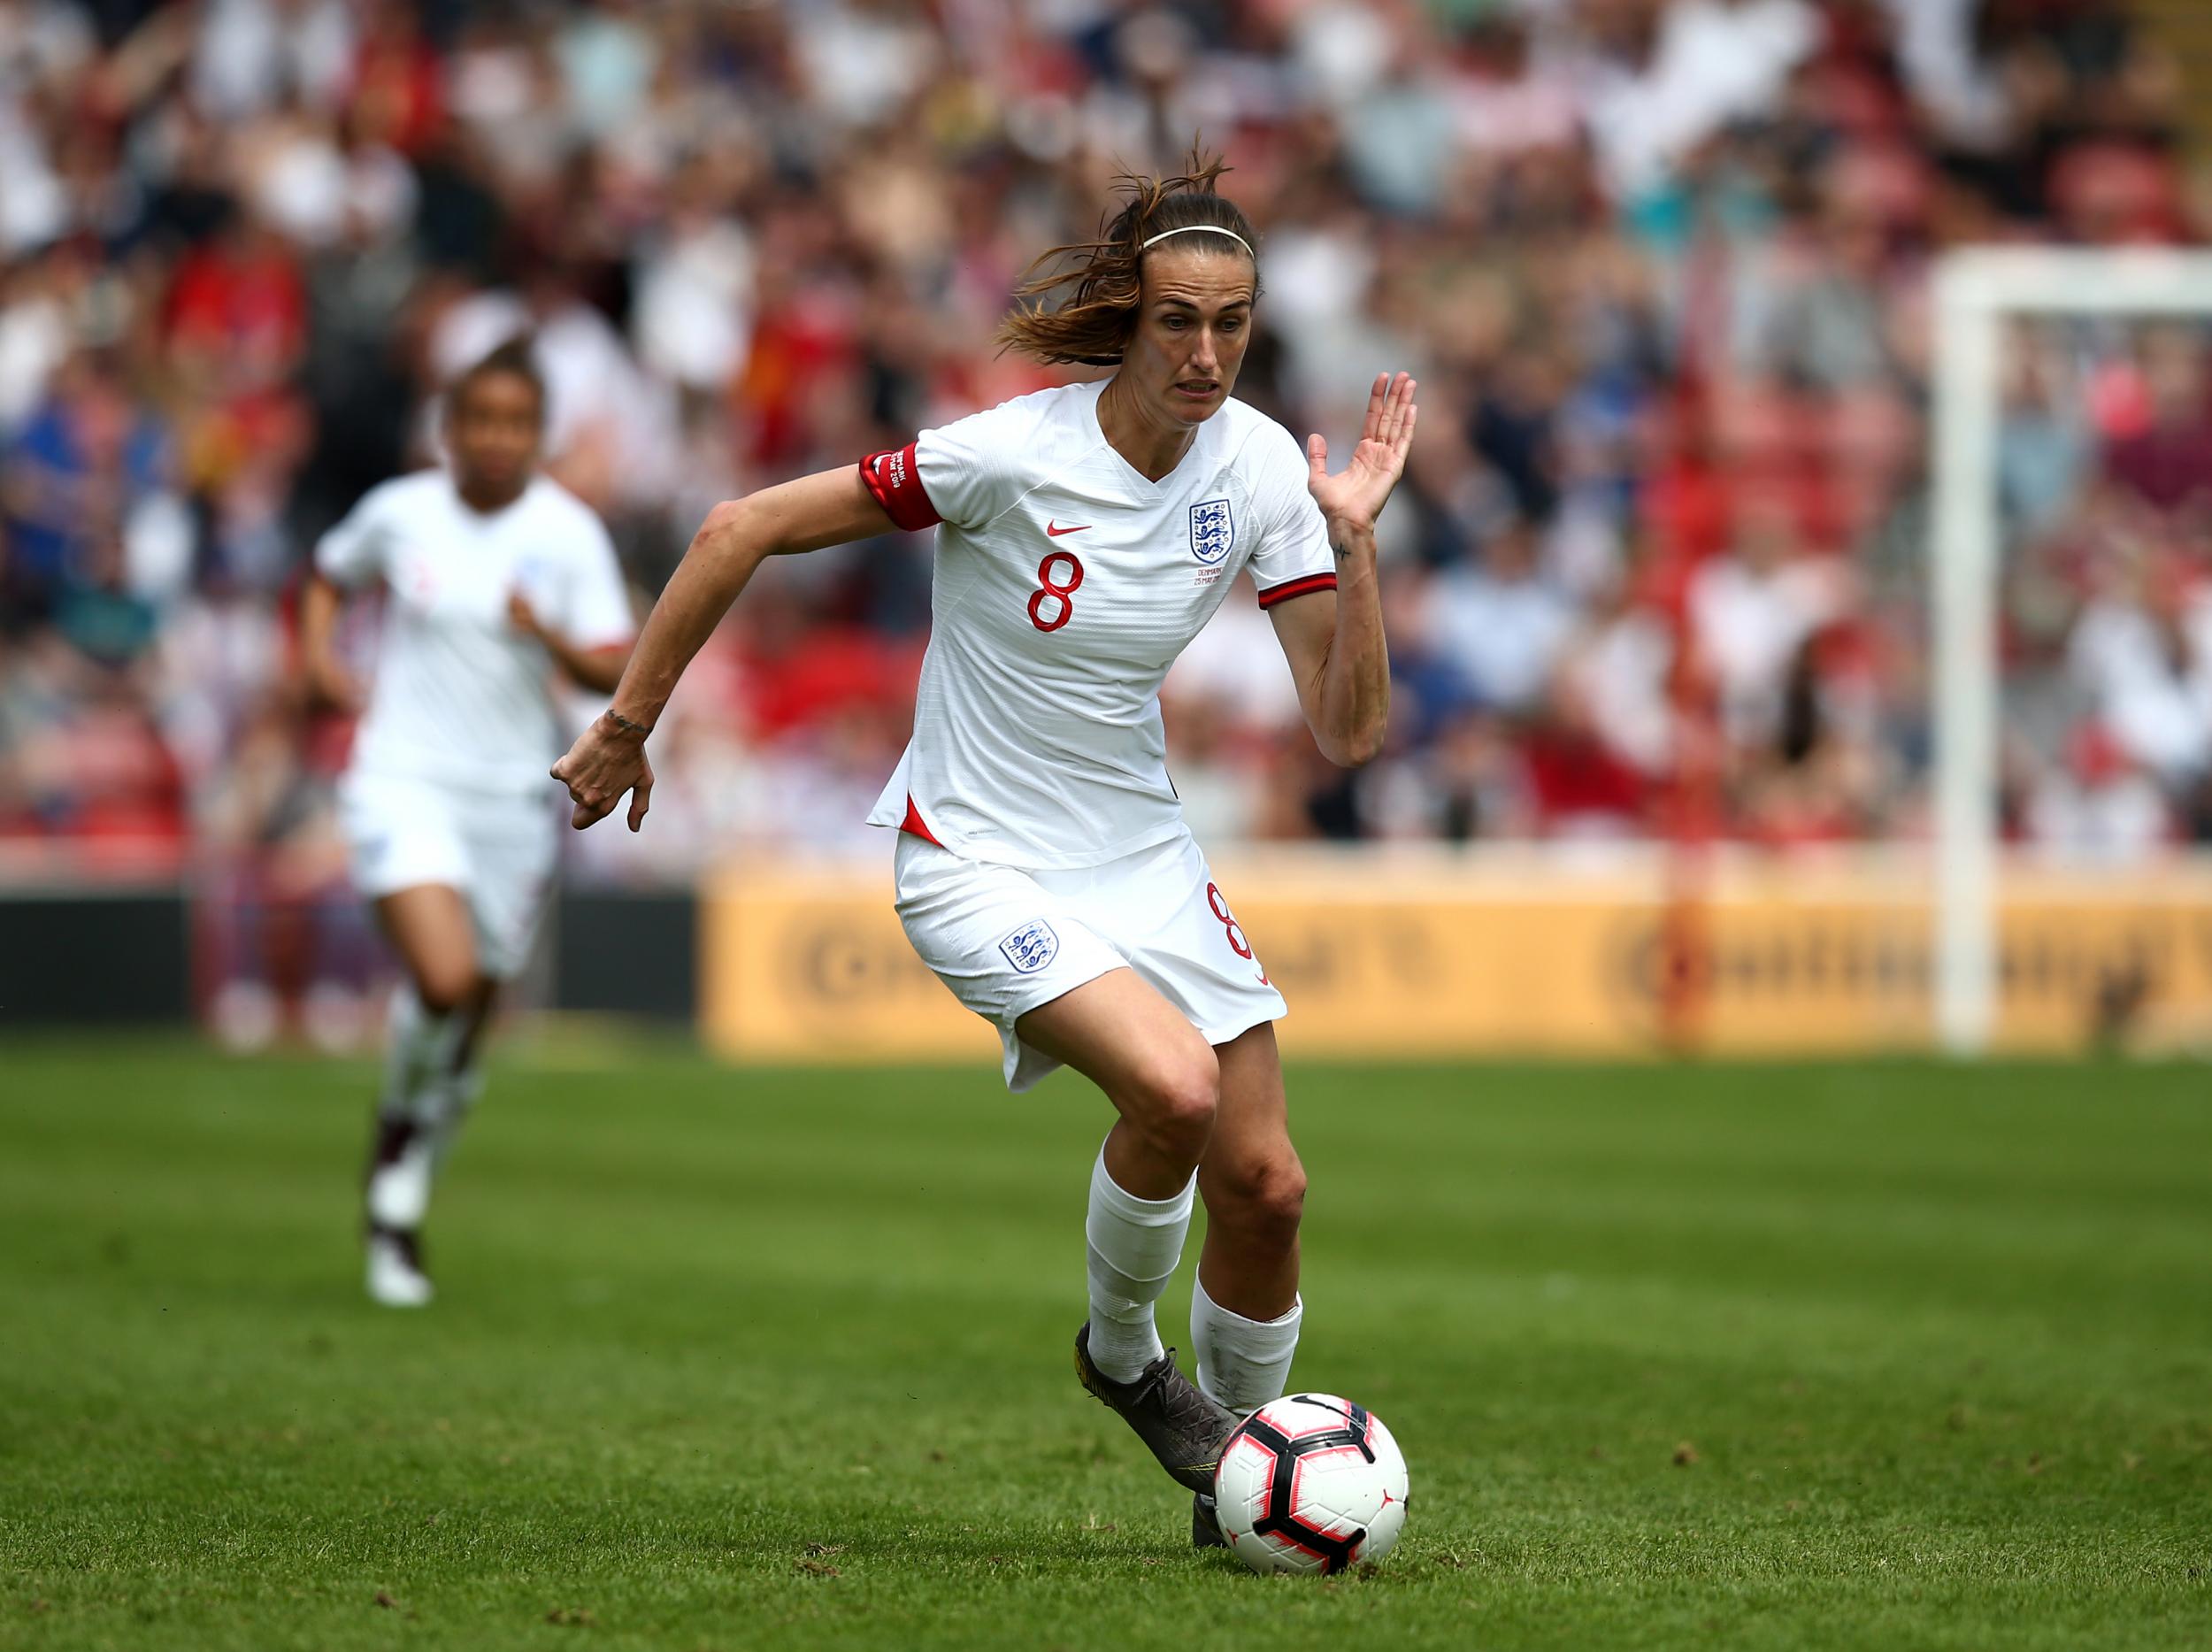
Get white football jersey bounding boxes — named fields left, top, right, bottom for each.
left=862, top=380, right=1336, bottom=869
left=316, top=471, right=633, bottom=795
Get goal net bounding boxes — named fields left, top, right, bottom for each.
left=1932, top=248, right=2212, bottom=1053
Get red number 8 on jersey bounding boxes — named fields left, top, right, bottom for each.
left=1028, top=551, right=1085, bottom=633
left=1208, top=880, right=1270, bottom=984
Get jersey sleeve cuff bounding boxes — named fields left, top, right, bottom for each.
left=859, top=442, right=943, bottom=532
left=1256, top=571, right=1338, bottom=609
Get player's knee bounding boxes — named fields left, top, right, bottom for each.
left=1214, top=1149, right=1306, bottom=1249
left=1128, top=1049, right=1220, bottom=1162
left=414, top=964, right=477, bottom=1017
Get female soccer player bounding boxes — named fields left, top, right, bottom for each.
left=303, top=340, right=634, bottom=1308
left=552, top=159, right=1413, bottom=1541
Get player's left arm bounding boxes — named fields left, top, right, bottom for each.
left=1271, top=371, right=1417, bottom=768
left=553, top=467, right=899, bottom=831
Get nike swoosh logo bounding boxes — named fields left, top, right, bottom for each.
left=1046, top=521, right=1092, bottom=537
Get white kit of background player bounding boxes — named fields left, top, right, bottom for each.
left=307, top=342, right=633, bottom=1307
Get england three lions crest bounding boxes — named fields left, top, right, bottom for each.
left=997, top=918, right=1060, bottom=975
left=1189, top=499, right=1235, bottom=566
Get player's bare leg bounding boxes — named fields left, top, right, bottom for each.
left=1018, top=968, right=1241, bottom=1494
left=1022, top=966, right=1220, bottom=1197
left=1187, top=1021, right=1306, bottom=1546
left=364, top=884, right=495, bottom=1306
left=1194, top=1022, right=1304, bottom=1373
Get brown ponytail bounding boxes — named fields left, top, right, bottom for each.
left=996, top=150, right=1260, bottom=367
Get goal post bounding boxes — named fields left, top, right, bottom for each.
left=1931, top=248, right=2212, bottom=1055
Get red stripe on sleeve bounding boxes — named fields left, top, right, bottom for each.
left=1256, top=571, right=1339, bottom=609
left=859, top=442, right=941, bottom=532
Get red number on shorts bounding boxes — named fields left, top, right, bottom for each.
left=1207, top=881, right=1267, bottom=983
left=1028, top=550, right=1086, bottom=633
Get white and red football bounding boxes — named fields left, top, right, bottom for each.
left=1213, top=1393, right=1409, bottom=1575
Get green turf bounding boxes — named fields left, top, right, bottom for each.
left=2, top=1039, right=2208, bottom=1650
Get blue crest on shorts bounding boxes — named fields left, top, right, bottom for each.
left=998, top=918, right=1060, bottom=975
left=1188, top=499, right=1235, bottom=565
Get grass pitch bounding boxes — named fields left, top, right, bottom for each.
left=2, top=1040, right=2208, bottom=1650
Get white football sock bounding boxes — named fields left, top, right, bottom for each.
left=1191, top=1272, right=1302, bottom=1414
left=368, top=987, right=469, bottom=1230
left=1084, top=1144, right=1194, bottom=1383
left=366, top=1132, right=436, bottom=1230
left=428, top=1057, right=487, bottom=1171
left=379, top=985, right=468, bottom=1126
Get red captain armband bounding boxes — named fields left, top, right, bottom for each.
left=1256, top=571, right=1338, bottom=609
left=859, top=442, right=942, bottom=532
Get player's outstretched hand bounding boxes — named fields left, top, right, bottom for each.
left=1305, top=372, right=1417, bottom=534
left=551, top=713, right=654, bottom=833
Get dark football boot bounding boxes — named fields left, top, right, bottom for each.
left=1193, top=1491, right=1228, bottom=1549
left=1073, top=1323, right=1239, bottom=1495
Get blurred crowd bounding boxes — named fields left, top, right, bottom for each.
left=2, top=0, right=2209, bottom=964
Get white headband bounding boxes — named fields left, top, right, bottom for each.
left=1140, top=224, right=1255, bottom=258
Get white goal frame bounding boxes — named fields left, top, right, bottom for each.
left=1932, top=248, right=2212, bottom=1053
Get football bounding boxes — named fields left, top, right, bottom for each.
left=1213, top=1393, right=1409, bottom=1575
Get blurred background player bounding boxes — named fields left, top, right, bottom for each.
left=302, top=340, right=633, bottom=1306
left=549, top=158, right=1415, bottom=1544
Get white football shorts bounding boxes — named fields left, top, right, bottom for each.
left=893, top=827, right=1287, bottom=1092
left=336, top=768, right=558, bottom=980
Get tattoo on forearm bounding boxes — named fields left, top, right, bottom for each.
left=1332, top=536, right=1349, bottom=563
